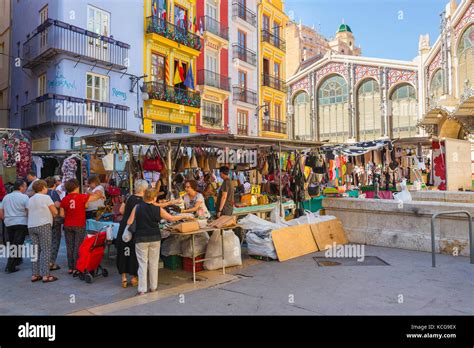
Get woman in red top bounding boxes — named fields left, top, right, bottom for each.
left=59, top=179, right=104, bottom=276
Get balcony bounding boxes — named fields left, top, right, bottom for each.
left=22, top=19, right=130, bottom=70
left=232, top=2, right=257, bottom=27
left=21, top=93, right=127, bottom=130
left=237, top=123, right=248, bottom=135
left=198, top=70, right=231, bottom=92
left=263, top=119, right=287, bottom=134
left=262, top=74, right=287, bottom=93
left=146, top=16, right=202, bottom=51
left=232, top=44, right=256, bottom=66
left=144, top=81, right=201, bottom=108
left=200, top=16, right=229, bottom=41
left=233, top=86, right=257, bottom=105
left=261, top=29, right=286, bottom=52
left=202, top=114, right=223, bottom=127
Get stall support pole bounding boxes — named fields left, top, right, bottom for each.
left=80, top=141, right=84, bottom=193
left=278, top=142, right=284, bottom=218
left=167, top=140, right=173, bottom=200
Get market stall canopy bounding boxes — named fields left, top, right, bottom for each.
left=81, top=131, right=325, bottom=150
left=393, top=137, right=433, bottom=146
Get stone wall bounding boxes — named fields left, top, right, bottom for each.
left=323, top=198, right=473, bottom=257
left=411, top=190, right=474, bottom=204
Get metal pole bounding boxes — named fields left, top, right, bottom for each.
left=221, top=228, right=225, bottom=275
left=80, top=140, right=84, bottom=193
left=278, top=142, right=283, bottom=218
left=192, top=234, right=196, bottom=284
left=431, top=211, right=473, bottom=267
left=167, top=140, right=173, bottom=200
left=127, top=145, right=133, bottom=195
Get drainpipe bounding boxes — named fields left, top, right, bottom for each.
left=256, top=0, right=262, bottom=136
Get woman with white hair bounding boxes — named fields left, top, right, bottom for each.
left=116, top=179, right=149, bottom=288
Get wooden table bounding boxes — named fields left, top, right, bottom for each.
left=169, top=227, right=225, bottom=284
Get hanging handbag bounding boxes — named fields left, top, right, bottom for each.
left=102, top=148, right=115, bottom=171
left=198, top=152, right=205, bottom=169
left=90, top=149, right=107, bottom=175
left=261, top=159, right=269, bottom=176
left=114, top=145, right=129, bottom=172
left=182, top=153, right=191, bottom=170
left=203, top=155, right=211, bottom=172
left=208, top=154, right=218, bottom=169
left=190, top=151, right=198, bottom=169
left=143, top=147, right=163, bottom=172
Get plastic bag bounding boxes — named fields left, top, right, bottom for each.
left=161, top=234, right=185, bottom=256
left=393, top=179, right=412, bottom=203
left=122, top=225, right=132, bottom=243
left=238, top=213, right=283, bottom=232
left=180, top=232, right=210, bottom=258
left=204, top=230, right=242, bottom=270
left=270, top=204, right=287, bottom=225
left=246, top=230, right=277, bottom=259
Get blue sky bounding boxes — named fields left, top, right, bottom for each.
left=285, top=0, right=451, bottom=61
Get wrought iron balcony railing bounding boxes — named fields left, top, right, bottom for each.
left=232, top=2, right=257, bottom=27
left=263, top=119, right=287, bottom=134
left=146, top=16, right=202, bottom=51
left=232, top=44, right=257, bottom=66
left=262, top=74, right=287, bottom=92
left=144, top=81, right=201, bottom=108
left=237, top=123, right=248, bottom=135
left=200, top=16, right=229, bottom=41
left=21, top=93, right=127, bottom=129
left=232, top=86, right=257, bottom=105
left=198, top=69, right=231, bottom=92
left=22, top=19, right=130, bottom=70
left=261, top=29, right=286, bottom=51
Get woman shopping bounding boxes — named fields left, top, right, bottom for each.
left=27, top=180, right=58, bottom=283
left=181, top=180, right=210, bottom=219
left=116, top=179, right=148, bottom=288
left=127, top=188, right=193, bottom=296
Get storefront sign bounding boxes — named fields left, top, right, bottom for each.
left=48, top=72, right=77, bottom=90
left=112, top=88, right=127, bottom=101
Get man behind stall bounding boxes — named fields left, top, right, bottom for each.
left=216, top=166, right=234, bottom=217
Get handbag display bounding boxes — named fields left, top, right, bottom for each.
left=90, top=151, right=106, bottom=175
left=208, top=154, right=218, bottom=169
left=143, top=147, right=164, bottom=172
left=114, top=145, right=129, bottom=172
left=190, top=151, right=198, bottom=169
left=102, top=148, right=115, bottom=171
left=182, top=154, right=191, bottom=170
left=203, top=155, right=211, bottom=173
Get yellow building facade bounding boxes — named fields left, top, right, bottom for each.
left=258, top=0, right=288, bottom=139
left=143, top=0, right=202, bottom=134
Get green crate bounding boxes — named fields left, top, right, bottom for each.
left=162, top=255, right=182, bottom=271
left=302, top=196, right=324, bottom=212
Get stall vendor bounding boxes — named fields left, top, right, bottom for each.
left=216, top=166, right=234, bottom=217
left=181, top=180, right=210, bottom=219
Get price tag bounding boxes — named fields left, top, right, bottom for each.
left=251, top=185, right=261, bottom=194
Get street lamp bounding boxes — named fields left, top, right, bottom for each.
left=255, top=104, right=269, bottom=134
left=130, top=74, right=148, bottom=119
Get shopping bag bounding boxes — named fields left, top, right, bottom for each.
left=102, top=149, right=115, bottom=171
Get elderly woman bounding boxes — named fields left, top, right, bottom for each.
left=116, top=179, right=149, bottom=288
left=181, top=180, right=210, bottom=220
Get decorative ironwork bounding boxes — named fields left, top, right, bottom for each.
left=232, top=2, right=257, bottom=27
left=262, top=119, right=287, bottom=134
left=146, top=16, right=202, bottom=51
left=198, top=70, right=231, bottom=91
left=262, top=74, right=287, bottom=92
left=144, top=81, right=201, bottom=108
left=261, top=29, right=286, bottom=51
left=200, top=16, right=229, bottom=40
left=232, top=44, right=257, bottom=66
left=233, top=86, right=258, bottom=105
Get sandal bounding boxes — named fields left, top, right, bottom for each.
left=31, top=275, right=42, bottom=283
left=136, top=292, right=146, bottom=296
left=42, top=275, right=58, bottom=283
left=72, top=270, right=80, bottom=277
left=68, top=269, right=74, bottom=275
left=50, top=264, right=61, bottom=271
left=131, top=277, right=138, bottom=287
left=122, top=279, right=128, bottom=288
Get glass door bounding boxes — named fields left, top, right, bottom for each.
left=87, top=6, right=110, bottom=62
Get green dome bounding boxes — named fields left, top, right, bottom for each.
left=337, top=23, right=352, bottom=33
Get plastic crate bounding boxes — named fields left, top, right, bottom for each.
left=182, top=255, right=205, bottom=273
left=162, top=255, right=182, bottom=271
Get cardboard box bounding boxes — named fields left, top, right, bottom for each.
left=172, top=221, right=200, bottom=233
left=272, top=225, right=319, bottom=262
left=310, top=219, right=348, bottom=250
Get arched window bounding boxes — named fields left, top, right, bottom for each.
left=293, top=92, right=311, bottom=140
left=429, top=69, right=444, bottom=106
left=357, top=79, right=381, bottom=141
left=457, top=24, right=474, bottom=94
left=318, top=75, right=349, bottom=142
left=390, top=84, right=418, bottom=138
